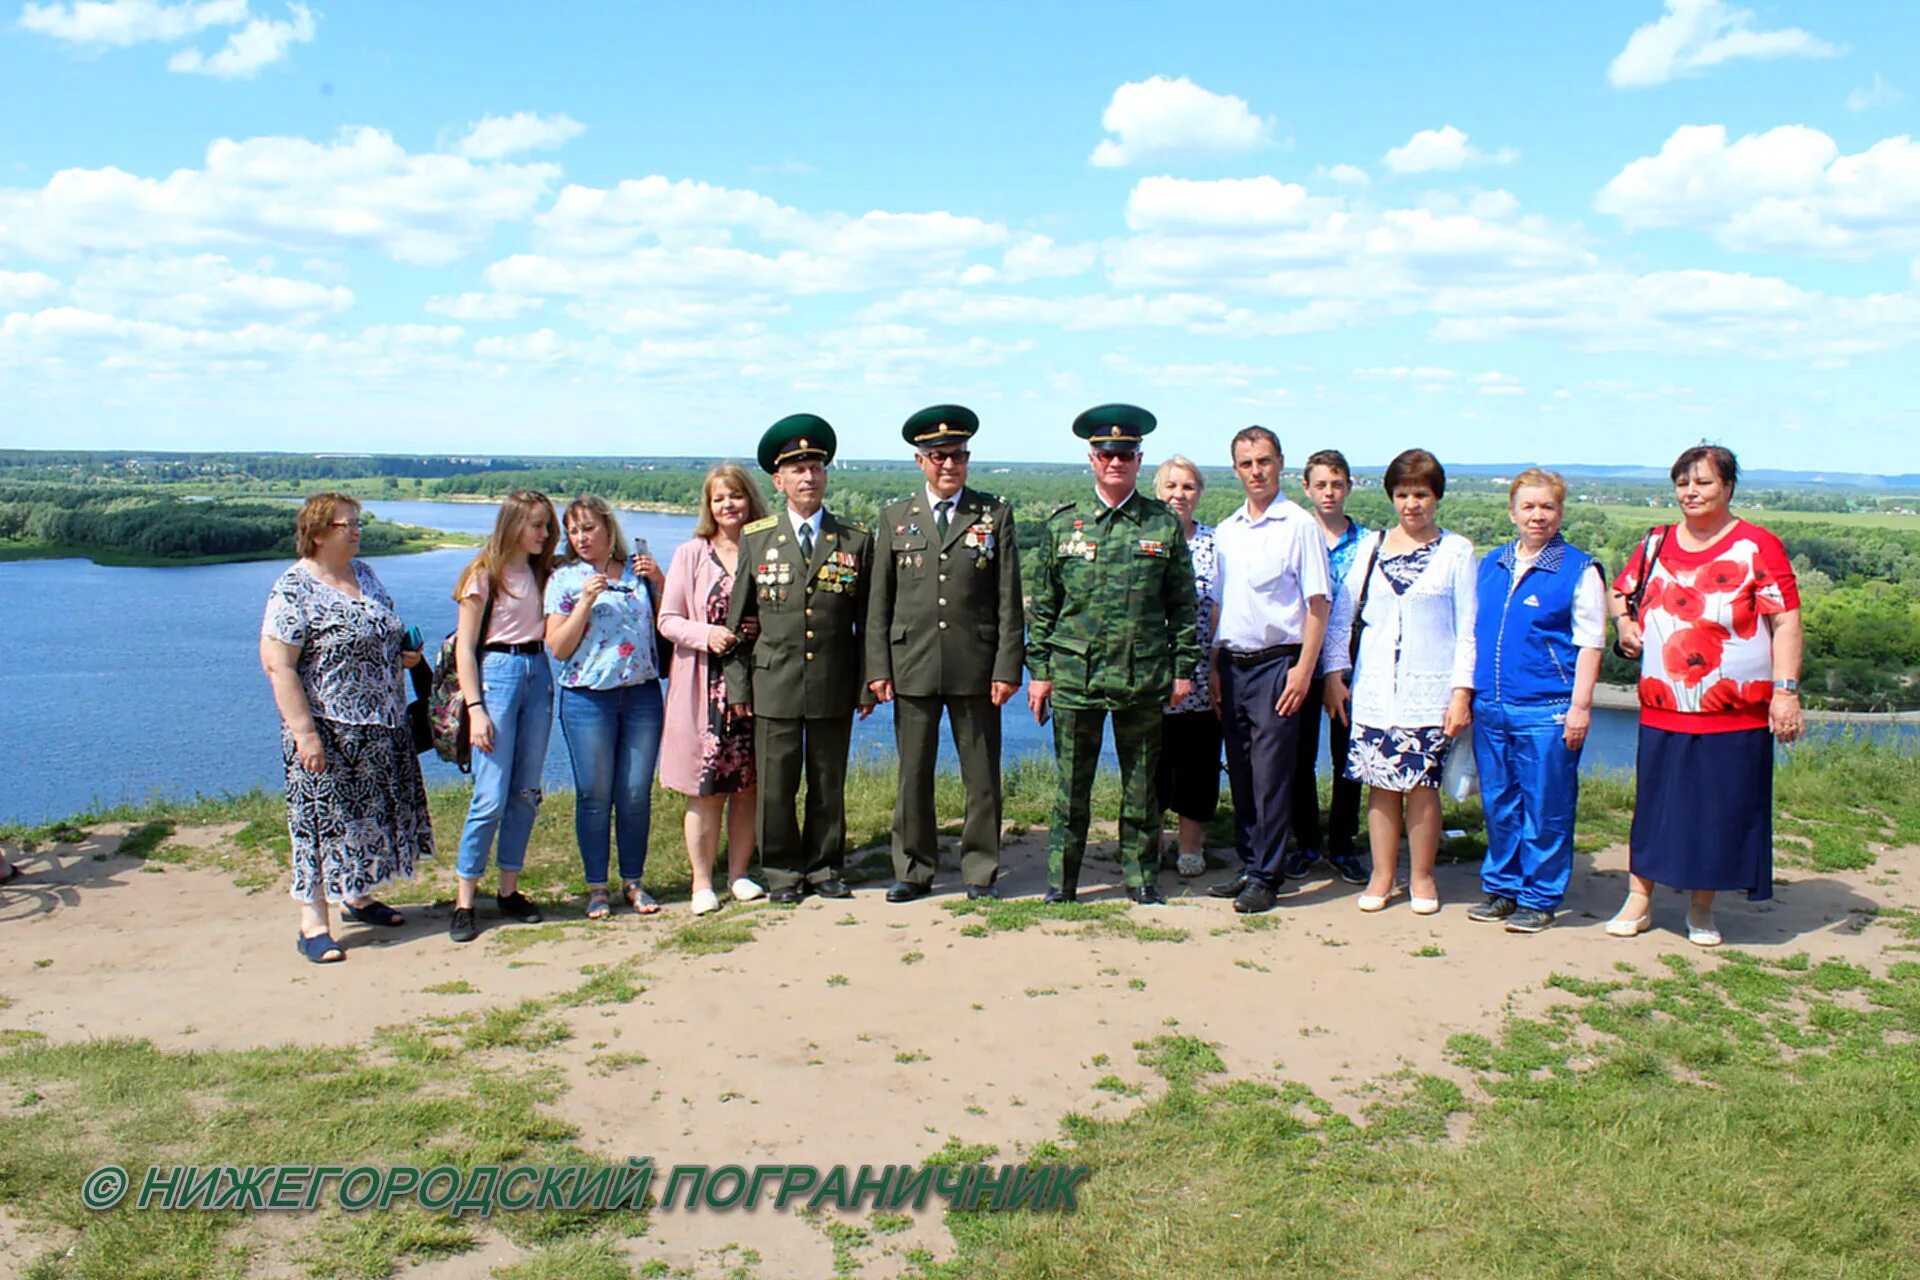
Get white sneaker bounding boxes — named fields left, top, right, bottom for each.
left=1175, top=852, right=1206, bottom=878
left=730, top=877, right=765, bottom=903
left=690, top=888, right=721, bottom=916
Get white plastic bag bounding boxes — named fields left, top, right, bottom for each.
left=1440, top=725, right=1479, bottom=802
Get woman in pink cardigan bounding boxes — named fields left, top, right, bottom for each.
left=658, top=462, right=771, bottom=915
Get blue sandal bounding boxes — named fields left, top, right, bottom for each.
left=342, top=899, right=404, bottom=927
left=296, top=932, right=345, bottom=963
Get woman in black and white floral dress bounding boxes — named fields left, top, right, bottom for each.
left=261, top=492, right=435, bottom=963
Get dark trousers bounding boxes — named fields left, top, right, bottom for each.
left=1220, top=650, right=1305, bottom=887
left=1291, top=674, right=1363, bottom=857
left=892, top=693, right=1002, bottom=888
left=753, top=713, right=853, bottom=891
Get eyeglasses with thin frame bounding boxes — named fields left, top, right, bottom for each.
left=329, top=519, right=364, bottom=530
left=922, top=450, right=969, bottom=466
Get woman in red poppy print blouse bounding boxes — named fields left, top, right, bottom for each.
left=1607, top=445, right=1804, bottom=948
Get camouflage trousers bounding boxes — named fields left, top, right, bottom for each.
left=1047, top=702, right=1163, bottom=889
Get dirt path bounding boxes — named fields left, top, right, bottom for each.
left=2, top=827, right=1910, bottom=1277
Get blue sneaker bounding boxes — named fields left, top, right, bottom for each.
left=1281, top=848, right=1320, bottom=880
left=1325, top=852, right=1370, bottom=885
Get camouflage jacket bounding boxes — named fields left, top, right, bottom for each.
left=1026, top=490, right=1200, bottom=710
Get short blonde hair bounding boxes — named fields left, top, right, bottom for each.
left=295, top=492, right=360, bottom=559
left=694, top=462, right=772, bottom=539
left=1154, top=455, right=1204, bottom=494
left=1508, top=467, right=1566, bottom=506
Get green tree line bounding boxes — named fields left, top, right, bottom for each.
left=0, top=485, right=426, bottom=562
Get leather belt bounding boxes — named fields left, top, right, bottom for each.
left=1223, top=643, right=1302, bottom=669
left=481, top=641, right=545, bottom=655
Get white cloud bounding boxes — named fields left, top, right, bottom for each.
left=1597, top=125, right=1920, bottom=257
left=1608, top=0, right=1841, bottom=89
left=1100, top=352, right=1279, bottom=388
left=1322, top=163, right=1371, bottom=186
left=454, top=113, right=587, bottom=161
left=1000, top=234, right=1099, bottom=282
left=1382, top=126, right=1518, bottom=175
left=424, top=291, right=545, bottom=322
left=69, top=253, right=351, bottom=325
left=24, top=1, right=316, bottom=77
left=1847, top=74, right=1904, bottom=113
left=18, top=0, right=246, bottom=46
left=0, top=127, right=562, bottom=265
left=0, top=269, right=64, bottom=308
left=1125, top=175, right=1323, bottom=231
left=1355, top=365, right=1456, bottom=381
left=165, top=2, right=313, bottom=78
left=1088, top=76, right=1275, bottom=168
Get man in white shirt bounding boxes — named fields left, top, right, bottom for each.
left=1206, top=427, right=1333, bottom=913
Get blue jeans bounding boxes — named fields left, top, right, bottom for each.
left=1472, top=697, right=1581, bottom=911
left=557, top=680, right=664, bottom=886
left=457, top=651, right=554, bottom=880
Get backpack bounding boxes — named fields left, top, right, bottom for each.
left=427, top=596, right=492, bottom=772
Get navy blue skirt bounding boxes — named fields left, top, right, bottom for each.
left=1629, top=724, right=1774, bottom=901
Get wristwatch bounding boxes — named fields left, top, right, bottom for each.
left=1772, top=679, right=1799, bottom=694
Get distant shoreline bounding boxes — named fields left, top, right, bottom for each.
left=1591, top=682, right=1918, bottom=723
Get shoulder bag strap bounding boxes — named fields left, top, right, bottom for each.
left=1348, top=535, right=1383, bottom=667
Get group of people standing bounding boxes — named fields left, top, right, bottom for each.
left=260, top=405, right=1805, bottom=966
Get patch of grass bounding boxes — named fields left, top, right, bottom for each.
left=492, top=1237, right=639, bottom=1280
left=422, top=979, right=479, bottom=996
left=943, top=896, right=1186, bottom=942
left=827, top=974, right=850, bottom=987
left=1411, top=944, right=1446, bottom=958
left=895, top=1050, right=930, bottom=1064
left=943, top=955, right=1920, bottom=1279
left=557, top=961, right=645, bottom=1007
left=657, top=907, right=768, bottom=957
left=115, top=820, right=176, bottom=859
left=901, top=950, right=925, bottom=965
left=1091, top=1075, right=1142, bottom=1097
left=587, top=1051, right=649, bottom=1076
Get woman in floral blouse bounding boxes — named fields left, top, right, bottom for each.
left=545, top=495, right=668, bottom=920
left=658, top=463, right=770, bottom=915
left=1153, top=455, right=1221, bottom=879
left=261, top=492, right=434, bottom=963
left=1608, top=444, right=1803, bottom=946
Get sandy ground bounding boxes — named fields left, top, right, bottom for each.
left=1, top=825, right=1912, bottom=1278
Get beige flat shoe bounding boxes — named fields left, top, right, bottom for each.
left=1686, top=911, right=1722, bottom=947
left=1357, top=887, right=1397, bottom=913
left=1605, top=910, right=1653, bottom=938
left=1410, top=896, right=1441, bottom=916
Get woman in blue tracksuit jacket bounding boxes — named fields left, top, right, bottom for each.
left=1468, top=469, right=1607, bottom=933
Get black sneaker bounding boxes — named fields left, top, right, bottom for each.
left=1505, top=907, right=1555, bottom=934
left=1325, top=852, right=1370, bottom=885
left=449, top=907, right=478, bottom=943
left=1465, top=893, right=1518, bottom=923
left=1281, top=848, right=1319, bottom=880
left=496, top=892, right=544, bottom=924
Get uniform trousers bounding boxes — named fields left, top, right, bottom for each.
left=1291, top=674, right=1363, bottom=858
left=892, top=693, right=1002, bottom=889
left=753, top=713, right=853, bottom=892
left=1219, top=649, right=1305, bottom=888
left=1047, top=702, right=1162, bottom=889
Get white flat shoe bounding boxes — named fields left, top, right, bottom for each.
left=730, top=877, right=765, bottom=902
left=690, top=889, right=721, bottom=916
left=1357, top=890, right=1394, bottom=913
left=1410, top=896, right=1440, bottom=916
left=1686, top=912, right=1721, bottom=947
left=1605, top=911, right=1653, bottom=938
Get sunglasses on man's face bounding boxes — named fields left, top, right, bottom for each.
left=923, top=451, right=969, bottom=466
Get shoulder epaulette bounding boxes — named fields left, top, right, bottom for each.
left=743, top=515, right=779, bottom=534
left=1050, top=500, right=1078, bottom=516
left=843, top=520, right=868, bottom=534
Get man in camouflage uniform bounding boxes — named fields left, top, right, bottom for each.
left=1026, top=404, right=1200, bottom=904
left=725, top=414, right=875, bottom=903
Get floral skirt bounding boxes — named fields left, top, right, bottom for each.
left=1346, top=723, right=1452, bottom=791
left=283, top=718, right=435, bottom=903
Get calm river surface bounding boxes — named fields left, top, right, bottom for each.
left=0, top=499, right=1877, bottom=826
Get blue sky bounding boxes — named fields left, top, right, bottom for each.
left=3, top=1, right=1919, bottom=472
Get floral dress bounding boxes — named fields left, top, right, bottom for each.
left=1346, top=541, right=1453, bottom=791
left=697, top=548, right=755, bottom=794
left=261, top=559, right=435, bottom=903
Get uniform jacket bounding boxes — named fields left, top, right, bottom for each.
left=1027, top=490, right=1201, bottom=710
left=1473, top=535, right=1599, bottom=708
left=724, top=508, right=874, bottom=719
left=865, top=486, right=1025, bottom=698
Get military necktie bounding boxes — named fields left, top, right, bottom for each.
left=935, top=499, right=952, bottom=537
left=799, top=520, right=814, bottom=564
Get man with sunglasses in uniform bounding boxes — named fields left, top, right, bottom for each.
left=866, top=405, right=1025, bottom=902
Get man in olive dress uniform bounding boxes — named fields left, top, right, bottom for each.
left=1026, top=404, right=1201, bottom=905
left=725, top=415, right=875, bottom=903
left=866, top=404, right=1025, bottom=902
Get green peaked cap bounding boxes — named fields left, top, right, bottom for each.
left=1072, top=403, right=1156, bottom=451
left=901, top=404, right=979, bottom=450
left=758, top=413, right=837, bottom=473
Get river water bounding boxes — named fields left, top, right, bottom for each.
left=0, top=499, right=1890, bottom=825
